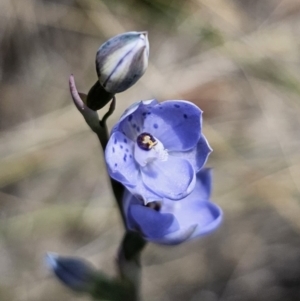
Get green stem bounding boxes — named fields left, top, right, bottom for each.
left=71, top=81, right=147, bottom=300
left=94, top=98, right=147, bottom=301
left=96, top=97, right=126, bottom=226
left=116, top=232, right=147, bottom=301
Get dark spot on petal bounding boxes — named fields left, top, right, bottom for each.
left=153, top=123, right=158, bottom=129
left=112, top=147, right=115, bottom=153
left=114, top=138, right=117, bottom=144
left=123, top=154, right=127, bottom=162
left=183, top=114, right=188, bottom=119
left=114, top=163, right=118, bottom=167
left=174, top=104, right=180, bottom=108
left=126, top=149, right=129, bottom=152
left=120, top=145, right=123, bottom=149
left=128, top=115, right=133, bottom=122
left=142, top=112, right=147, bottom=116
left=129, top=155, right=132, bottom=158
left=137, top=126, right=140, bottom=132
left=133, top=124, right=136, bottom=128
left=124, top=138, right=127, bottom=143
left=159, top=106, right=163, bottom=109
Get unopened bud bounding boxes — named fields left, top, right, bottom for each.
left=96, top=31, right=149, bottom=94
left=46, top=252, right=96, bottom=292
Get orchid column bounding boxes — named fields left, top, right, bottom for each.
left=46, top=32, right=222, bottom=301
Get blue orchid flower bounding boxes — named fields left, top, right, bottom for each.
left=122, top=169, right=222, bottom=244
left=105, top=99, right=212, bottom=203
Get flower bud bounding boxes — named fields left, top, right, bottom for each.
left=46, top=252, right=96, bottom=292
left=46, top=253, right=137, bottom=300
left=96, top=31, right=149, bottom=94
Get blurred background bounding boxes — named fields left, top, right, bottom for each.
left=1, top=0, right=300, bottom=300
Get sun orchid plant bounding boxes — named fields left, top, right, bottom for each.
left=46, top=31, right=222, bottom=301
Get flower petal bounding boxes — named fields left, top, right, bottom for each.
left=113, top=100, right=158, bottom=141
left=164, top=198, right=222, bottom=238
left=160, top=168, right=212, bottom=203
left=141, top=156, right=196, bottom=200
left=129, top=204, right=179, bottom=238
left=195, top=168, right=213, bottom=200
left=171, top=168, right=212, bottom=203
left=129, top=181, right=164, bottom=205
left=190, top=202, right=223, bottom=239
left=151, top=224, right=197, bottom=245
left=118, top=99, right=158, bottom=123
left=142, top=100, right=202, bottom=151
left=170, top=134, right=212, bottom=172
left=105, top=131, right=138, bottom=187
left=121, top=171, right=222, bottom=245
left=122, top=188, right=168, bottom=232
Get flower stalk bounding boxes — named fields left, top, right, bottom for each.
left=68, top=74, right=146, bottom=301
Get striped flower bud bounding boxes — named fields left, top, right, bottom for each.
left=96, top=31, right=149, bottom=94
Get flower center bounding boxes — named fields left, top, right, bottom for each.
left=134, top=132, right=168, bottom=167
left=137, top=133, right=157, bottom=150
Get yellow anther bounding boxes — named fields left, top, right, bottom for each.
left=142, top=135, right=157, bottom=149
